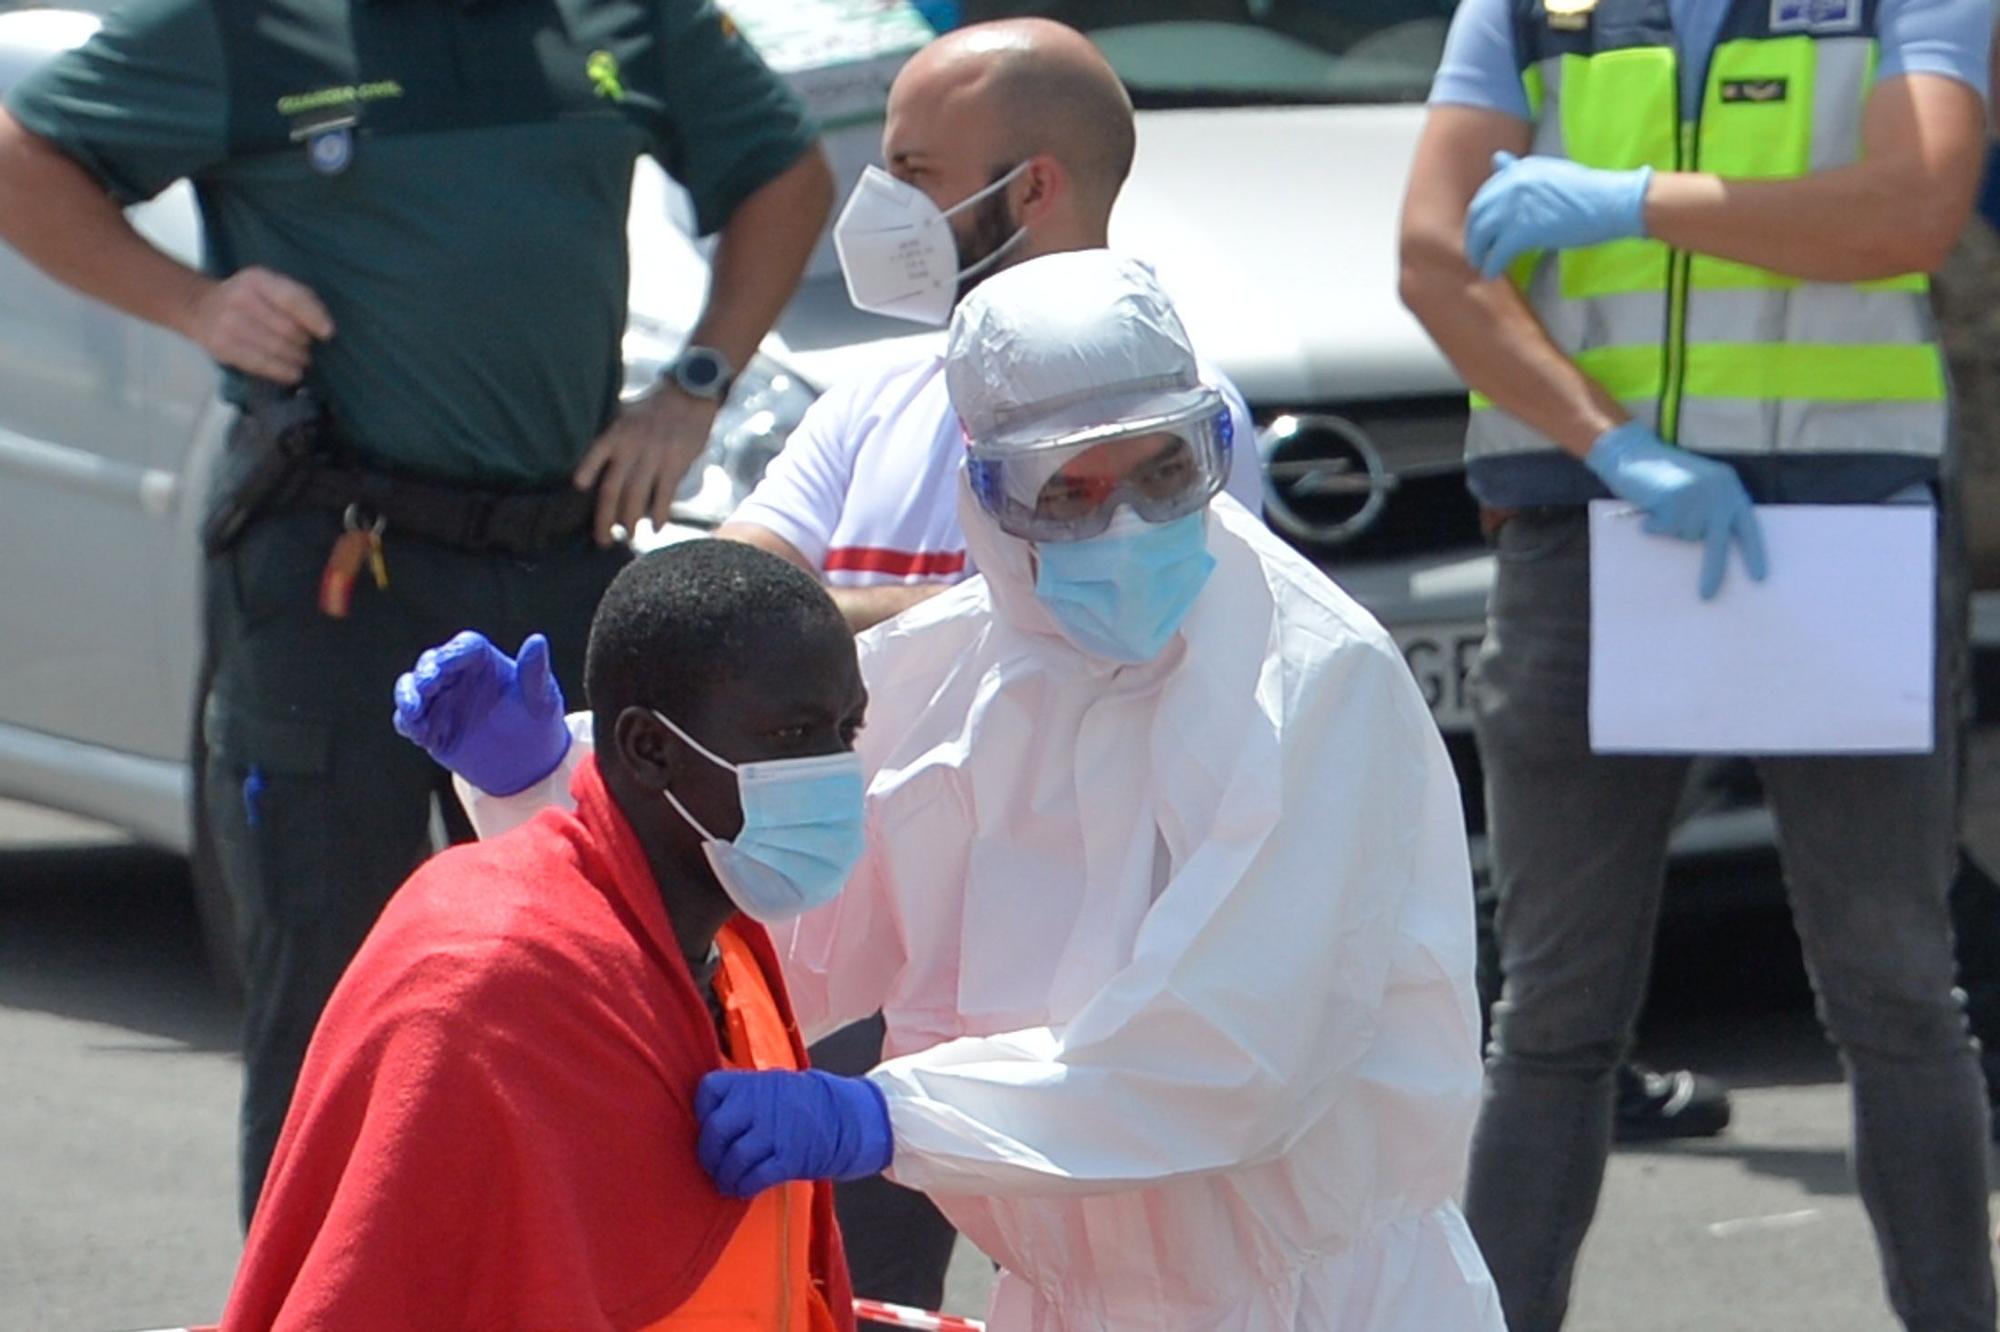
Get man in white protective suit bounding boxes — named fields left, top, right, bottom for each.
left=391, top=250, right=1505, bottom=1331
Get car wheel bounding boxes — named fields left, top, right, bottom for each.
left=188, top=652, right=245, bottom=1002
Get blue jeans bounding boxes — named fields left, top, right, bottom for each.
left=1464, top=507, right=1993, bottom=1331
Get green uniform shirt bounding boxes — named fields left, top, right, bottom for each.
left=5, top=0, right=817, bottom=485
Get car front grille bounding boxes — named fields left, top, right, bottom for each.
left=1258, top=395, right=1483, bottom=563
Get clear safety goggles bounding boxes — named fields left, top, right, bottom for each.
left=966, top=391, right=1233, bottom=543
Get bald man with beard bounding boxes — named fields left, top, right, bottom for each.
left=718, top=17, right=1263, bottom=633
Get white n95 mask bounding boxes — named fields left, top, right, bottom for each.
left=833, top=163, right=1028, bottom=326
left=652, top=710, right=867, bottom=923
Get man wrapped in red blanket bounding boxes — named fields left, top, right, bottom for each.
left=220, top=541, right=876, bottom=1331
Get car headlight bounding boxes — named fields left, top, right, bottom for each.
left=620, top=332, right=820, bottom=530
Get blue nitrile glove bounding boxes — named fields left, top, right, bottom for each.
left=1585, top=422, right=1770, bottom=601
left=695, top=1069, right=894, bottom=1199
left=390, top=630, right=570, bottom=796
left=1465, top=151, right=1653, bottom=279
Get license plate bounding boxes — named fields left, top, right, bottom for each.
left=1394, top=622, right=1484, bottom=733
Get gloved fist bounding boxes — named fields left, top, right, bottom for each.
left=1585, top=422, right=1770, bottom=601
left=695, top=1069, right=894, bottom=1199
left=391, top=630, right=570, bottom=796
left=1465, top=151, right=1653, bottom=279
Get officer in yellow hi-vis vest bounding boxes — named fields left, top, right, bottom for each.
left=1399, top=1, right=1995, bottom=1328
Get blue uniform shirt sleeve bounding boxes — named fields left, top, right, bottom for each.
left=1428, top=0, right=1532, bottom=120
left=1877, top=0, right=1993, bottom=99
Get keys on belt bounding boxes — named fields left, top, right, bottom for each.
left=295, top=463, right=598, bottom=619
left=319, top=504, right=390, bottom=619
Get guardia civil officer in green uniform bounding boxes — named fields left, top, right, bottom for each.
left=0, top=0, right=833, bottom=1224
left=1399, top=0, right=1995, bottom=1328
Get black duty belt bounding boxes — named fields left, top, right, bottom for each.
left=296, top=464, right=595, bottom=559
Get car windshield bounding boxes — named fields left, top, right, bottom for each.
left=962, top=1, right=1451, bottom=107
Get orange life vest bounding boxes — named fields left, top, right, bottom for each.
left=638, top=924, right=840, bottom=1332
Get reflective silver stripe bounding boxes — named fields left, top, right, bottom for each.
left=1474, top=398, right=1944, bottom=463
left=1682, top=285, right=1934, bottom=346
left=1675, top=398, right=1944, bottom=458
left=1468, top=399, right=1660, bottom=459
left=1530, top=276, right=1668, bottom=353
left=1531, top=56, right=1565, bottom=157
left=1479, top=222, right=1660, bottom=465
left=1809, top=37, right=1873, bottom=173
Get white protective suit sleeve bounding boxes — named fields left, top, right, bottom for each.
left=453, top=712, right=592, bottom=836
left=866, top=633, right=1465, bottom=1198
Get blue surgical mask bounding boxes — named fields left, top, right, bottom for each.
left=652, top=710, right=867, bottom=923
left=1032, top=508, right=1216, bottom=663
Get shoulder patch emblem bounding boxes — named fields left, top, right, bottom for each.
left=587, top=50, right=626, bottom=102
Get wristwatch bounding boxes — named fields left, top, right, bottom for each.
left=665, top=344, right=737, bottom=402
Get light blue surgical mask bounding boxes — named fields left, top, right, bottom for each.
left=1032, top=508, right=1216, bottom=663
left=652, top=710, right=867, bottom=923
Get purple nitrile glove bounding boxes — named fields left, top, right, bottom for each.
left=1585, top=422, right=1770, bottom=601
left=1465, top=151, right=1653, bottom=279
left=391, top=630, right=570, bottom=796
left=694, top=1069, right=894, bottom=1199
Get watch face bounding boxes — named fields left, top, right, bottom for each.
left=680, top=353, right=722, bottom=390
left=674, top=347, right=732, bottom=399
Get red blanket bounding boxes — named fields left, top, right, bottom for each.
left=220, top=757, right=851, bottom=1331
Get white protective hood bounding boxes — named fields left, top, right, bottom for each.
left=459, top=490, right=1500, bottom=1329
left=782, top=486, right=1502, bottom=1330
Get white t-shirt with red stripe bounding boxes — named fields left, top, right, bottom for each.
left=729, top=349, right=1263, bottom=588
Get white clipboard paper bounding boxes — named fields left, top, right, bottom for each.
left=1587, top=500, right=1935, bottom=755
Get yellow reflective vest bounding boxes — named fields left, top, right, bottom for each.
left=1466, top=0, right=1947, bottom=507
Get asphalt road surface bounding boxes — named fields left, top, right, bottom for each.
left=3, top=799, right=1996, bottom=1332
